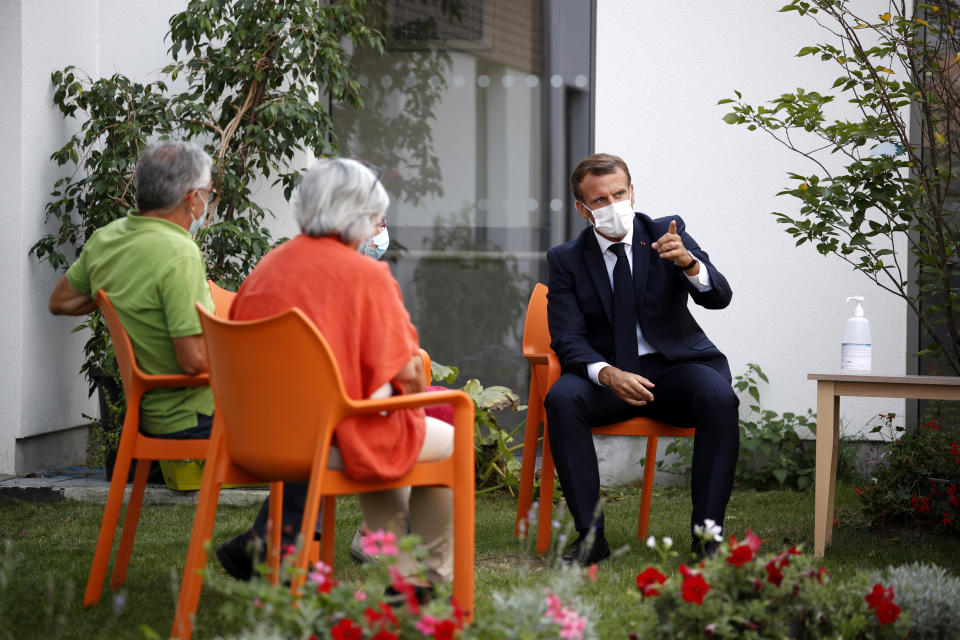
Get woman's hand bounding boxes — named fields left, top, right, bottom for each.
left=392, top=352, right=425, bottom=395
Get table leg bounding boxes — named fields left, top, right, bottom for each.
left=814, top=381, right=839, bottom=558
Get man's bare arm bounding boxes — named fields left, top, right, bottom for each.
left=172, top=335, right=208, bottom=376
left=49, top=274, right=98, bottom=316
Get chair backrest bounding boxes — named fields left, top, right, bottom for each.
left=207, top=280, right=237, bottom=318
left=419, top=348, right=431, bottom=386
left=96, top=290, right=137, bottom=398
left=522, top=283, right=551, bottom=356
left=197, top=304, right=351, bottom=481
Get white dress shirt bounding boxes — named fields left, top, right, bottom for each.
left=586, top=225, right=712, bottom=385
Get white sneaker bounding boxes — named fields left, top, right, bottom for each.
left=350, top=527, right=372, bottom=564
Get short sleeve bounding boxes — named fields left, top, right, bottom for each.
left=65, top=249, right=92, bottom=297
left=157, top=255, right=213, bottom=338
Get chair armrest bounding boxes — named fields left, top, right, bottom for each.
left=346, top=389, right=474, bottom=417
left=522, top=346, right=551, bottom=366
left=544, top=353, right=562, bottom=389
left=135, top=371, right=210, bottom=390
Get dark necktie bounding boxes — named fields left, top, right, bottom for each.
left=609, top=242, right=640, bottom=373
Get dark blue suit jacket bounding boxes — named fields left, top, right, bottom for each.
left=546, top=212, right=733, bottom=382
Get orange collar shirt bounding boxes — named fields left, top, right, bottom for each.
left=231, top=234, right=426, bottom=482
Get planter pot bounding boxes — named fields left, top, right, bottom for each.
left=159, top=460, right=267, bottom=492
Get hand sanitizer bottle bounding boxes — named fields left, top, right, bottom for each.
left=841, top=296, right=872, bottom=371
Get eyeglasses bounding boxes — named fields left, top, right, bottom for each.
left=194, top=186, right=218, bottom=204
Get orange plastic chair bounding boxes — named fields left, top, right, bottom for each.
left=514, top=283, right=696, bottom=553
left=207, top=280, right=236, bottom=317
left=82, top=290, right=212, bottom=606
left=172, top=305, right=475, bottom=639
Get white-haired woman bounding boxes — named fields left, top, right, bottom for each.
left=216, top=158, right=453, bottom=599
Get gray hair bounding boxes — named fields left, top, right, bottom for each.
left=293, top=158, right=389, bottom=244
left=135, top=141, right=213, bottom=212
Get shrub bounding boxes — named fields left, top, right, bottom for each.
left=869, top=562, right=960, bottom=640
left=857, top=414, right=960, bottom=533
left=214, top=532, right=596, bottom=640
left=637, top=527, right=911, bottom=639
left=430, top=362, right=524, bottom=495
left=659, top=363, right=856, bottom=491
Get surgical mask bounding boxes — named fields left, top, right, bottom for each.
left=363, top=226, right=390, bottom=260
left=582, top=197, right=635, bottom=238
left=188, top=194, right=210, bottom=236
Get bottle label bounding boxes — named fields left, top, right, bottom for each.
left=841, top=343, right=871, bottom=371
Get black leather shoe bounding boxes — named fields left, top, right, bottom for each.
left=216, top=531, right=264, bottom=581
left=561, top=531, right=611, bottom=566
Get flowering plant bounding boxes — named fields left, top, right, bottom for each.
left=634, top=527, right=910, bottom=639
left=213, top=530, right=597, bottom=640
left=857, top=414, right=960, bottom=534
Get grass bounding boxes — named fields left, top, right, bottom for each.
left=2, top=483, right=959, bottom=639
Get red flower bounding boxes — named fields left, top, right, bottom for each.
left=585, top=563, right=598, bottom=581
left=910, top=495, right=932, bottom=513
left=876, top=601, right=901, bottom=625
left=331, top=619, right=364, bottom=640
left=765, top=560, right=784, bottom=586
left=727, top=544, right=754, bottom=567
left=433, top=619, right=458, bottom=640
left=364, top=603, right=399, bottom=630
left=865, top=583, right=894, bottom=610
left=636, top=567, right=668, bottom=597
left=944, top=512, right=954, bottom=526
left=816, top=566, right=827, bottom=584
left=679, top=565, right=711, bottom=604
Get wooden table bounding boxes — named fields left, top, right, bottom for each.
left=809, top=373, right=960, bottom=557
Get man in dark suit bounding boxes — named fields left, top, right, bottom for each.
left=545, top=153, right=739, bottom=564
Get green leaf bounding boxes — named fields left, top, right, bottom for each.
left=722, top=112, right=740, bottom=125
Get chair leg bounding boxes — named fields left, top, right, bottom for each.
left=637, top=436, right=659, bottom=542
left=290, top=469, right=326, bottom=594
left=536, top=425, right=555, bottom=555
left=83, top=438, right=136, bottom=606
left=267, top=482, right=284, bottom=585
left=170, top=481, right=222, bottom=640
left=171, top=431, right=230, bottom=640
left=453, top=476, right=476, bottom=621
left=515, top=382, right=543, bottom=539
left=110, top=457, right=151, bottom=588
left=320, top=495, right=336, bottom=568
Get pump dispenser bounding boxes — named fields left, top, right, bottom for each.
left=841, top=296, right=872, bottom=371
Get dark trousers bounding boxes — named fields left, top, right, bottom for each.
left=543, top=353, right=739, bottom=536
left=148, top=413, right=316, bottom=544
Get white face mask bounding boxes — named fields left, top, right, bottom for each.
left=582, top=197, right=635, bottom=238
left=363, top=226, right=390, bottom=260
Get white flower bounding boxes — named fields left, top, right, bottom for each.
left=663, top=536, right=673, bottom=549
left=702, top=518, right=723, bottom=542
left=646, top=535, right=656, bottom=549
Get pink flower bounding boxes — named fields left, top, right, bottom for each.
left=362, top=529, right=399, bottom=557
left=415, top=614, right=440, bottom=635
left=354, top=590, right=367, bottom=601
left=558, top=608, right=587, bottom=639
left=585, top=563, right=598, bottom=581
left=544, top=588, right=564, bottom=620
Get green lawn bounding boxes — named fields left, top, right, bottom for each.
left=2, top=484, right=958, bottom=639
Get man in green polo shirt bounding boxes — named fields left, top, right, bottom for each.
left=49, top=140, right=216, bottom=438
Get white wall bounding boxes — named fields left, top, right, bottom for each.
left=0, top=0, right=187, bottom=475
left=595, top=1, right=908, bottom=438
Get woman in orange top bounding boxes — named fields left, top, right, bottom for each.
left=217, top=158, right=454, bottom=594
